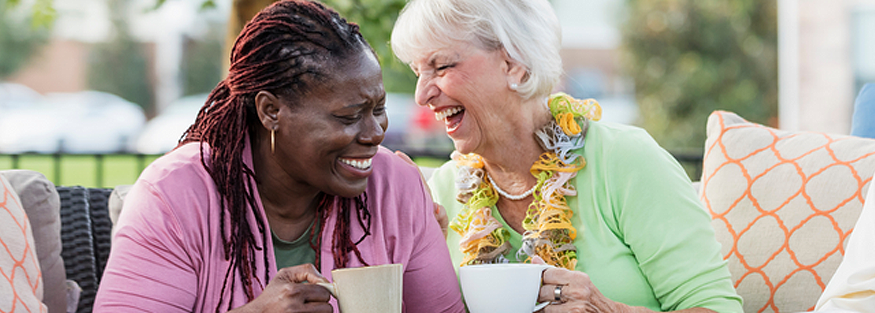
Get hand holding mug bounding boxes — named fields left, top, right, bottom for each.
left=229, top=264, right=333, bottom=313
left=538, top=267, right=620, bottom=313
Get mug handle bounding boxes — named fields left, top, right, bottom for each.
left=533, top=301, right=550, bottom=312
left=315, top=282, right=338, bottom=298
left=534, top=265, right=555, bottom=312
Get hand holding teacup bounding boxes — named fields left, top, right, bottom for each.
left=538, top=267, right=624, bottom=312
left=231, top=264, right=333, bottom=313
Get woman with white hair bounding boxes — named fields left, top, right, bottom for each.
left=391, top=0, right=742, bottom=312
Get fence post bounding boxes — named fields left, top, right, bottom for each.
left=53, top=153, right=62, bottom=185
left=95, top=154, right=104, bottom=188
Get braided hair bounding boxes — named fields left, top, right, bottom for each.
left=180, top=0, right=373, bottom=310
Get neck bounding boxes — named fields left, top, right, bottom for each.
left=249, top=132, right=322, bottom=241
left=479, top=97, right=552, bottom=195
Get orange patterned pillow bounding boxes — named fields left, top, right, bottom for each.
left=700, top=110, right=875, bottom=312
left=1, top=174, right=46, bottom=313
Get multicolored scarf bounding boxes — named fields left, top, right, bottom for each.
left=448, top=93, right=601, bottom=270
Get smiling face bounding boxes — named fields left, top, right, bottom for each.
left=272, top=49, right=387, bottom=198
left=410, top=42, right=523, bottom=155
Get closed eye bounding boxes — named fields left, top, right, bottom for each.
left=436, top=64, right=454, bottom=72
left=335, top=114, right=361, bottom=124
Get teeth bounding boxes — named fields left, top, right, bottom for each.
left=341, top=158, right=372, bottom=170
left=434, top=106, right=463, bottom=121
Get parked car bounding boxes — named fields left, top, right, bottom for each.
left=0, top=82, right=42, bottom=111
left=0, top=90, right=146, bottom=154
left=134, top=93, right=207, bottom=154
left=382, top=93, right=453, bottom=158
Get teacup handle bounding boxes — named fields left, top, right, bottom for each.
left=533, top=301, right=550, bottom=312
left=533, top=265, right=554, bottom=312
left=315, top=282, right=338, bottom=298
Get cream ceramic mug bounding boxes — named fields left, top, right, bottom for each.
left=316, top=263, right=403, bottom=313
left=459, top=263, right=553, bottom=313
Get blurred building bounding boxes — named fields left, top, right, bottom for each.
left=553, top=0, right=639, bottom=126
left=780, top=0, right=875, bottom=134
left=6, top=0, right=227, bottom=115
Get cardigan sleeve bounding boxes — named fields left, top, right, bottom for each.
left=93, top=180, right=200, bottom=312
left=603, top=127, right=743, bottom=313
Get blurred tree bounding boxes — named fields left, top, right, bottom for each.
left=322, top=0, right=415, bottom=93
left=621, top=0, right=778, bottom=150
left=0, top=0, right=51, bottom=79
left=224, top=0, right=415, bottom=93
left=87, top=0, right=154, bottom=113
left=182, top=25, right=224, bottom=96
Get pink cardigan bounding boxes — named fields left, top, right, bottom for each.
left=94, top=141, right=464, bottom=313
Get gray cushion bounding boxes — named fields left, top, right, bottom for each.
left=108, top=184, right=131, bottom=241
left=1, top=170, right=67, bottom=313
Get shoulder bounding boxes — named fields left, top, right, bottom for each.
left=139, top=142, right=213, bottom=184
left=426, top=159, right=458, bottom=197
left=124, top=142, right=218, bottom=222
left=582, top=121, right=677, bottom=170
left=368, top=146, right=422, bottom=188
left=585, top=121, right=663, bottom=155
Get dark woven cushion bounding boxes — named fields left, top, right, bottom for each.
left=58, top=186, right=97, bottom=313
left=57, top=186, right=113, bottom=313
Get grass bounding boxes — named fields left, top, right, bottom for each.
left=0, top=154, right=449, bottom=189
left=0, top=154, right=161, bottom=188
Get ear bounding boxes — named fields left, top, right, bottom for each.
left=500, top=48, right=528, bottom=87
left=254, top=90, right=281, bottom=131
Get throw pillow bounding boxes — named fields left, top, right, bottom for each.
left=1, top=170, right=66, bottom=313
left=700, top=110, right=875, bottom=312
left=1, top=173, right=47, bottom=313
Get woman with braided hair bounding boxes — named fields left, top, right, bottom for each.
left=93, top=1, right=464, bottom=312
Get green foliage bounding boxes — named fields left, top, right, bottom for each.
left=322, top=0, right=416, bottom=93
left=182, top=26, right=224, bottom=96
left=621, top=0, right=778, bottom=150
left=0, top=0, right=50, bottom=79
left=87, top=0, right=153, bottom=113
left=30, top=0, right=55, bottom=28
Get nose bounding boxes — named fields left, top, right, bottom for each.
left=414, top=75, right=439, bottom=107
left=358, top=114, right=386, bottom=145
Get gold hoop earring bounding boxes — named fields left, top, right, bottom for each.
left=270, top=129, right=276, bottom=154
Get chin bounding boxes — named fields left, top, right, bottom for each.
left=452, top=139, right=475, bottom=155
left=333, top=179, right=369, bottom=199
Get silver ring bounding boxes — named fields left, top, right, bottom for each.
left=553, top=285, right=563, bottom=302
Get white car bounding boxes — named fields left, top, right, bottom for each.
left=134, top=93, right=207, bottom=154
left=0, top=90, right=146, bottom=154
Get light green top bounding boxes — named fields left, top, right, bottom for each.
left=272, top=220, right=319, bottom=270
left=428, top=121, right=742, bottom=313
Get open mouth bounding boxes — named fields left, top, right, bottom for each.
left=339, top=157, right=373, bottom=170
left=435, top=106, right=465, bottom=132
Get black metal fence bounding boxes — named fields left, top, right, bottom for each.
left=0, top=153, right=161, bottom=188
left=0, top=150, right=705, bottom=188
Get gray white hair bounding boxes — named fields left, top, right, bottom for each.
left=390, top=0, right=562, bottom=100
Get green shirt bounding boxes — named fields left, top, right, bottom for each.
left=272, top=220, right=319, bottom=270
left=428, top=121, right=743, bottom=313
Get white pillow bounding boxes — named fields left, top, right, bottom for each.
left=0, top=174, right=47, bottom=312
left=700, top=110, right=875, bottom=312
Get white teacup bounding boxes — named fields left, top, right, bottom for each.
left=459, top=263, right=552, bottom=313
left=316, top=263, right=403, bottom=313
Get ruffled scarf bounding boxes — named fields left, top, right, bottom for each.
left=448, top=93, right=601, bottom=270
